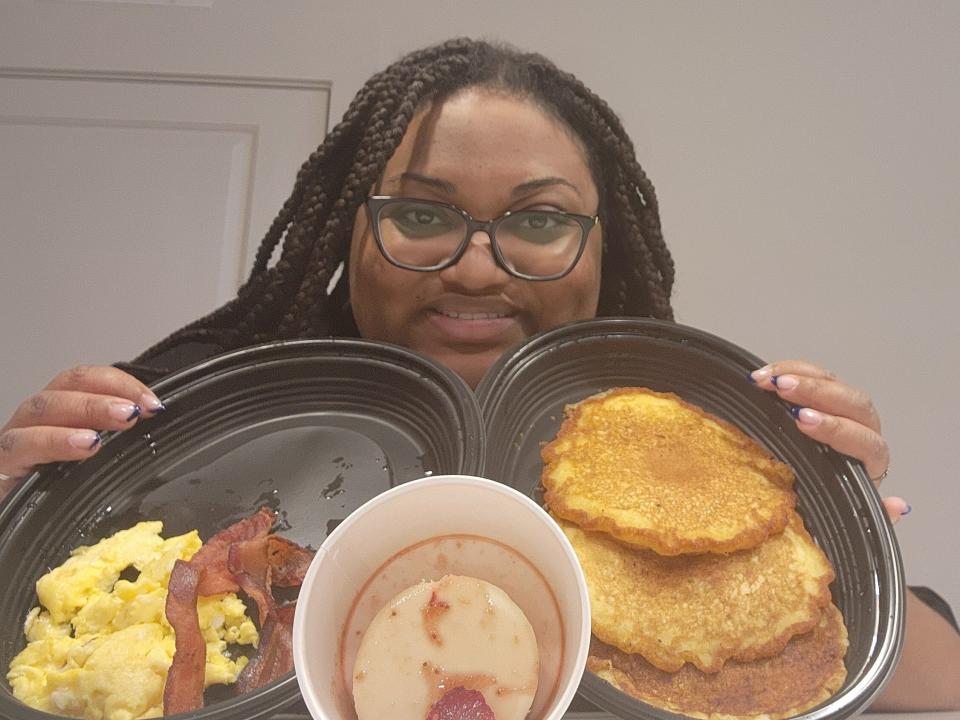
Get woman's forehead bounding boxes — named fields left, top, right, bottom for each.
left=382, top=89, right=596, bottom=200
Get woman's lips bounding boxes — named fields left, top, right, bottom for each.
left=435, top=310, right=507, bottom=320
left=424, top=307, right=520, bottom=344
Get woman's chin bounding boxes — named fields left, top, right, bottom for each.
left=423, top=346, right=505, bottom=389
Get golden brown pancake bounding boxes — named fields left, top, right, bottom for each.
left=560, top=513, right=834, bottom=673
left=587, top=604, right=848, bottom=720
left=542, top=388, right=796, bottom=555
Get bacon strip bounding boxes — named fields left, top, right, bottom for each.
left=163, top=508, right=313, bottom=709
left=227, top=537, right=275, bottom=626
left=236, top=603, right=297, bottom=694
left=192, top=507, right=276, bottom=596
left=163, top=559, right=205, bottom=715
left=267, top=535, right=315, bottom=587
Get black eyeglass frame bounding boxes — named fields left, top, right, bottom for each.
left=364, top=195, right=599, bottom=281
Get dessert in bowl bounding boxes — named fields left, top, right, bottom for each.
left=292, top=475, right=590, bottom=720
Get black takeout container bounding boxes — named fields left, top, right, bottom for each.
left=476, top=318, right=906, bottom=720
left=0, top=320, right=905, bottom=720
left=0, top=339, right=483, bottom=720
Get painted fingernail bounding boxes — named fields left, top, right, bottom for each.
left=140, top=394, right=166, bottom=414
left=901, top=504, right=912, bottom=517
left=750, top=367, right=773, bottom=383
left=772, top=374, right=799, bottom=391
left=109, top=402, right=141, bottom=423
left=69, top=431, right=101, bottom=450
left=795, top=408, right=823, bottom=426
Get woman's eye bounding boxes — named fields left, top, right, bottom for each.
left=408, top=209, right=440, bottom=225
left=522, top=213, right=557, bottom=230
left=383, top=203, right=458, bottom=239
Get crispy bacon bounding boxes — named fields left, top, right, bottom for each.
left=193, top=507, right=276, bottom=596
left=236, top=603, right=297, bottom=694
left=228, top=537, right=275, bottom=626
left=267, top=534, right=315, bottom=587
left=163, top=508, right=313, bottom=710
left=426, top=687, right=496, bottom=720
left=163, top=559, right=205, bottom=715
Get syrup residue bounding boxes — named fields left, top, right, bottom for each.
left=424, top=591, right=451, bottom=646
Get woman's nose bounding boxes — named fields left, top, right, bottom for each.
left=438, top=232, right=510, bottom=292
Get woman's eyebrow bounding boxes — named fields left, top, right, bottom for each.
left=385, top=173, right=582, bottom=199
left=385, top=172, right=457, bottom=194
left=511, top=177, right=582, bottom=199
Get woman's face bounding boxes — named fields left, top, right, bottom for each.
left=349, top=89, right=603, bottom=388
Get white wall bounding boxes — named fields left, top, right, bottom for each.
left=1, top=1, right=957, bottom=612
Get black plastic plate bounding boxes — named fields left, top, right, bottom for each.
left=0, top=339, right=484, bottom=720
left=476, top=317, right=905, bottom=720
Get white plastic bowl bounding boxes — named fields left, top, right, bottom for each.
left=292, top=474, right=590, bottom=720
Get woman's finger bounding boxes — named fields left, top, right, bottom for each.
left=883, top=496, right=911, bottom=525
left=769, top=373, right=881, bottom=433
left=43, top=365, right=164, bottom=415
left=4, top=390, right=143, bottom=432
left=791, top=408, right=890, bottom=482
left=750, top=360, right=841, bottom=387
left=0, top=426, right=102, bottom=478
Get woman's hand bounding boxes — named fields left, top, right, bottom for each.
left=0, top=366, right=164, bottom=491
left=750, top=360, right=908, bottom=522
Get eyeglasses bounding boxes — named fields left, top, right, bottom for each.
left=365, top=196, right=599, bottom=281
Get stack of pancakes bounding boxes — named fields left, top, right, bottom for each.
left=541, top=388, right=848, bottom=720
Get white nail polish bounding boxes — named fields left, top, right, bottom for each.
left=751, top=367, right=772, bottom=383
left=109, top=402, right=139, bottom=422
left=773, top=375, right=799, bottom=391
left=68, top=430, right=100, bottom=450
left=797, top=408, right=823, bottom=426
left=140, top=393, right=166, bottom=414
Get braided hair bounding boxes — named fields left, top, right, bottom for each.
left=135, top=38, right=675, bottom=364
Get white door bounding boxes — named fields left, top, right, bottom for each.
left=0, top=4, right=330, bottom=420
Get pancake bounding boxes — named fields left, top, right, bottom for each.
left=560, top=512, right=834, bottom=673
left=542, top=388, right=796, bottom=555
left=587, top=603, right=849, bottom=720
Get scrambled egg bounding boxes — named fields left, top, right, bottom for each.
left=7, top=522, right=259, bottom=720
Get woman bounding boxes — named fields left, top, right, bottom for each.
left=0, top=39, right=956, bottom=709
